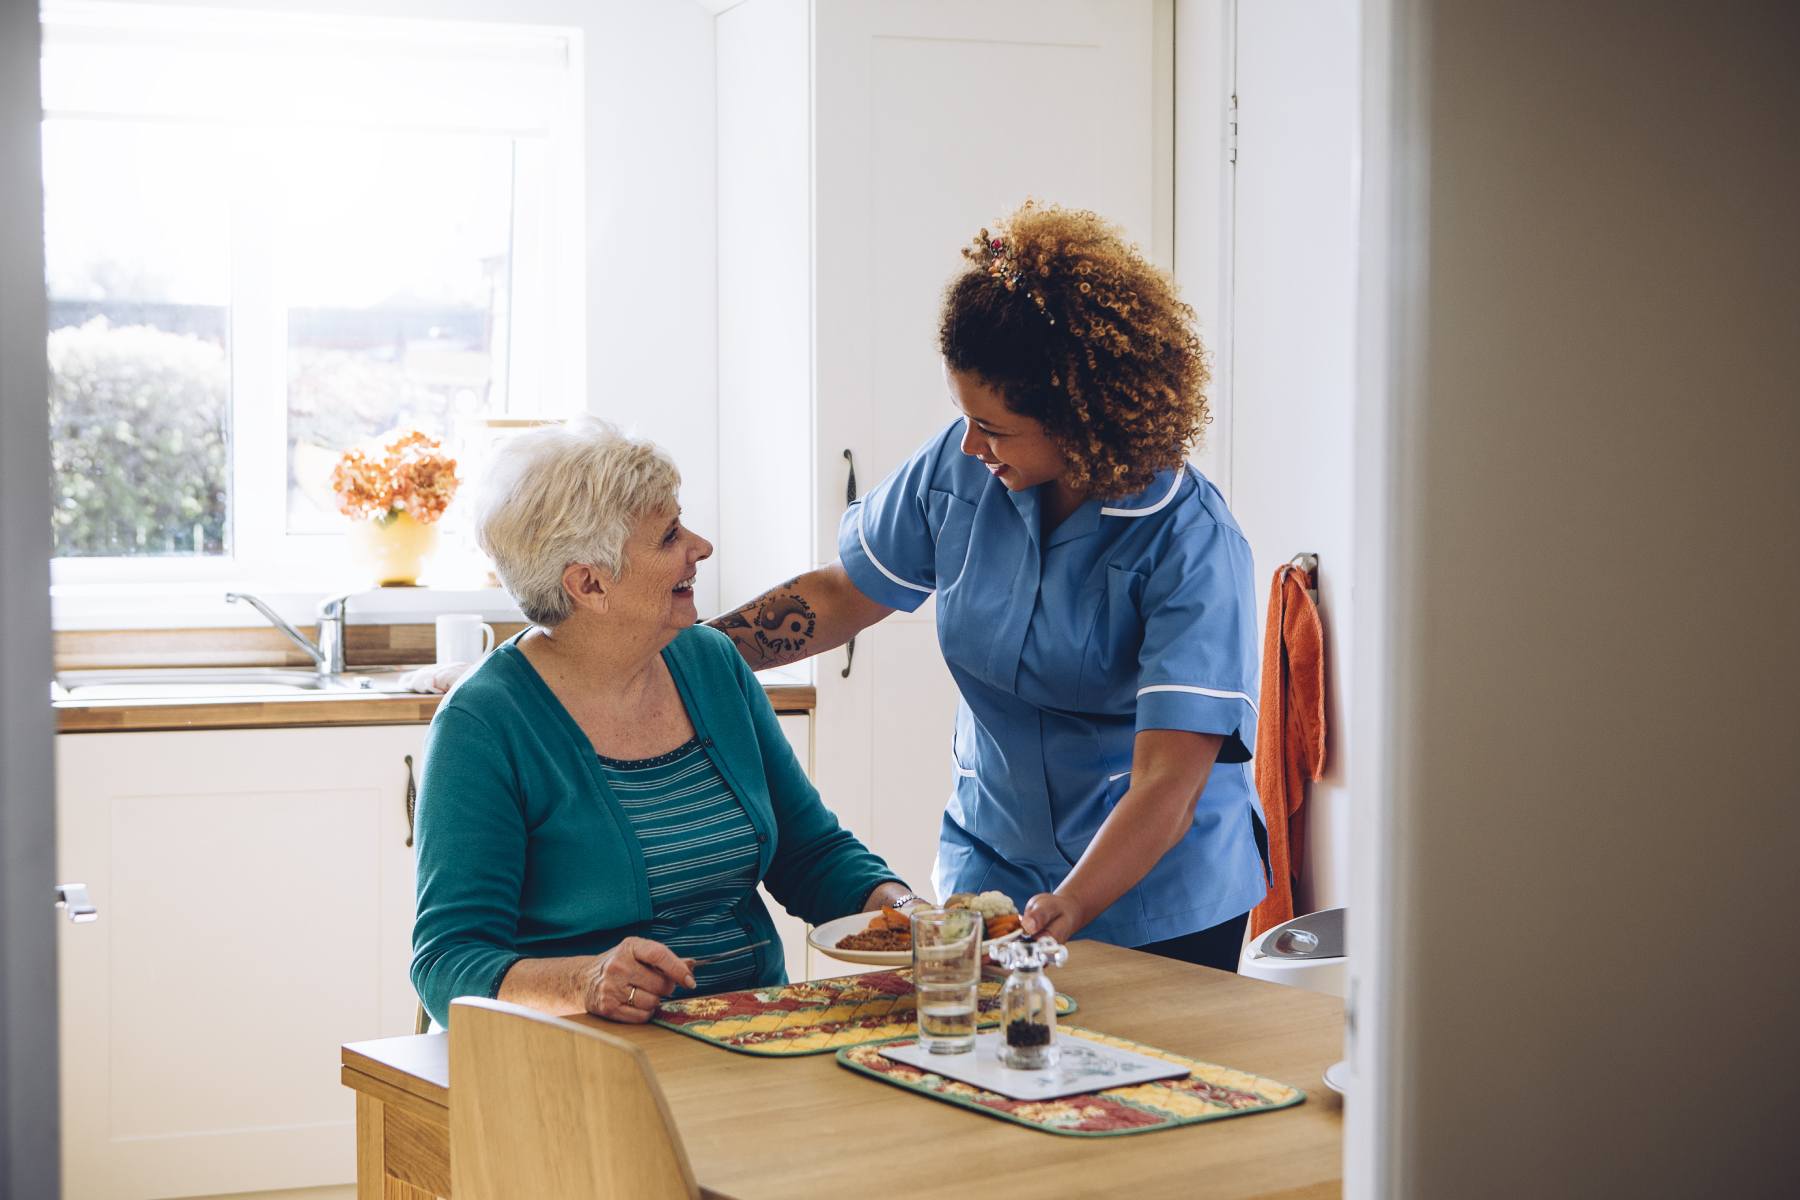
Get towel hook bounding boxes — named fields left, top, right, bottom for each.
left=1288, top=553, right=1319, bottom=603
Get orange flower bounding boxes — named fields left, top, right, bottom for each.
left=331, top=430, right=460, bottom=525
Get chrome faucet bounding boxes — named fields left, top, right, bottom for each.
left=225, top=591, right=355, bottom=677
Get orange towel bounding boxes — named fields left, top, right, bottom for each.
left=1249, top=564, right=1327, bottom=939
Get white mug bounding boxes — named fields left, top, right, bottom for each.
left=435, top=614, right=495, bottom=665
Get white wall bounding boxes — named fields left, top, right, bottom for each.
left=714, top=0, right=813, bottom=611
left=573, top=1, right=719, bottom=612
left=1172, top=0, right=1232, bottom=492
left=1176, top=0, right=1360, bottom=915
left=1358, top=1, right=1800, bottom=1194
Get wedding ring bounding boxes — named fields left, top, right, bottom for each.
left=627, top=985, right=638, bottom=1006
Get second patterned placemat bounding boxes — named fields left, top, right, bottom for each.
left=836, top=1025, right=1306, bottom=1136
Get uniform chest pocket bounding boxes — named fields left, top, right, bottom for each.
left=1078, top=564, right=1147, bottom=712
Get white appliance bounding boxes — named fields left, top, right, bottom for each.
left=1239, top=906, right=1347, bottom=999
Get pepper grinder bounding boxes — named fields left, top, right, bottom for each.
left=988, top=934, right=1069, bottom=1069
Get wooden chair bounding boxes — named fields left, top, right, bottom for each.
left=448, top=997, right=700, bottom=1200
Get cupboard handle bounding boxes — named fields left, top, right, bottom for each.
left=55, top=883, right=98, bottom=923
left=839, top=449, right=859, bottom=680
left=404, top=754, right=417, bottom=847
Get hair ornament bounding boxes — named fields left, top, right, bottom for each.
left=974, top=225, right=1056, bottom=324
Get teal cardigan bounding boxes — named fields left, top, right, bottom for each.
left=410, top=624, right=898, bottom=1026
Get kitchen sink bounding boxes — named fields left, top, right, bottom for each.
left=53, top=667, right=418, bottom=701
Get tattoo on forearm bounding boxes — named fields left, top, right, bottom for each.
left=708, top=579, right=818, bottom=665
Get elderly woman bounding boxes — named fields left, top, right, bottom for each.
left=410, top=419, right=915, bottom=1026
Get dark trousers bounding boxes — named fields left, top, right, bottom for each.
left=1131, top=910, right=1251, bottom=973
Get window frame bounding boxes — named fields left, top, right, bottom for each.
left=42, top=2, right=587, bottom=594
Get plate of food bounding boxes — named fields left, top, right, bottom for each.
left=808, top=892, right=1025, bottom=966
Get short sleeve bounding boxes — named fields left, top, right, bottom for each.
left=1134, top=518, right=1261, bottom=763
left=835, top=424, right=958, bottom=613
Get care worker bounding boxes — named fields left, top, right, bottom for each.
left=710, top=202, right=1267, bottom=970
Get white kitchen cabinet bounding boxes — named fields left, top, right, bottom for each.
left=56, top=724, right=428, bottom=1200
left=57, top=709, right=817, bottom=1200
left=717, top=0, right=1169, bottom=900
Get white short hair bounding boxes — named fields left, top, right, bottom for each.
left=474, top=418, right=681, bottom=626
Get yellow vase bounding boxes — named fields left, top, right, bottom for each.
left=352, top=510, right=440, bottom=587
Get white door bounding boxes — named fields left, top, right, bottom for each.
left=57, top=724, right=427, bottom=1200
left=378, top=727, right=432, bottom=1033
left=1221, top=0, right=1359, bottom=914
left=812, top=0, right=1170, bottom=898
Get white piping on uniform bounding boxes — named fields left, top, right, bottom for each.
left=1100, top=468, right=1184, bottom=518
left=951, top=732, right=976, bottom=778
left=1137, top=683, right=1260, bottom=714
left=857, top=508, right=932, bottom=593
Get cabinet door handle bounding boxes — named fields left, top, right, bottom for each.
left=841, top=449, right=859, bottom=679
left=404, top=754, right=417, bottom=847
left=55, top=883, right=98, bottom=923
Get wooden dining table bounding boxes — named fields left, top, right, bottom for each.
left=341, top=941, right=1344, bottom=1199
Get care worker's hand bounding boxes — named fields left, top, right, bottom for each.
left=580, top=937, right=696, bottom=1023
left=1021, top=892, right=1088, bottom=942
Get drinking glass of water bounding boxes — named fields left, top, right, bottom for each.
left=910, top=906, right=981, bottom=1054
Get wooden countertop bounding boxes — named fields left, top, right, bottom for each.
left=56, top=683, right=816, bottom=734
left=342, top=942, right=1344, bottom=1199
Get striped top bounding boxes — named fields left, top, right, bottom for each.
left=597, top=737, right=762, bottom=996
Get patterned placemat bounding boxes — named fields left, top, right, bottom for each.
left=836, top=1025, right=1306, bottom=1136
left=651, top=969, right=1076, bottom=1057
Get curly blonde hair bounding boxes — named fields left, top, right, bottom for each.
left=938, top=201, right=1209, bottom=497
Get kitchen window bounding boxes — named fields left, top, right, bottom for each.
left=41, top=3, right=584, bottom=587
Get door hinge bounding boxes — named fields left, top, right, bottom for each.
left=1228, top=92, right=1239, bottom=165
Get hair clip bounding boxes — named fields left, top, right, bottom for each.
left=976, top=227, right=1054, bottom=323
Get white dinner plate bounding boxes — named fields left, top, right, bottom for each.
left=806, top=911, right=1023, bottom=967
left=1322, top=1059, right=1349, bottom=1096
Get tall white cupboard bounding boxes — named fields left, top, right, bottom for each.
left=716, top=0, right=1170, bottom=901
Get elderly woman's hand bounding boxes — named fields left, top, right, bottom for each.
left=580, top=937, right=697, bottom=1023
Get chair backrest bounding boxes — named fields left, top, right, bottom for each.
left=449, top=998, right=699, bottom=1200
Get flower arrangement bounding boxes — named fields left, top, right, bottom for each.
left=330, top=430, right=460, bottom=525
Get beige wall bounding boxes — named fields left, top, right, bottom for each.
left=1379, top=1, right=1800, bottom=1194
left=1, top=0, right=58, bottom=1192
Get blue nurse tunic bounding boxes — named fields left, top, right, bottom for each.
left=838, top=421, right=1269, bottom=947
